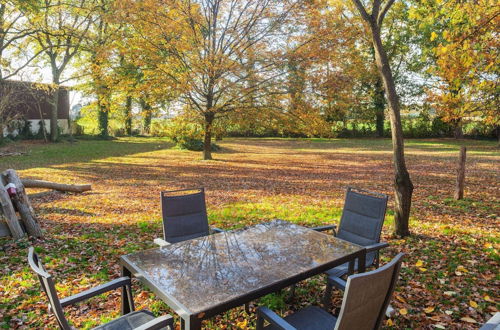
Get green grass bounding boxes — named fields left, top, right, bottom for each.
left=0, top=136, right=498, bottom=329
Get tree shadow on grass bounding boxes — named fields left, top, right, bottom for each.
left=0, top=138, right=174, bottom=172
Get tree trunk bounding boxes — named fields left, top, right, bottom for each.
left=140, top=98, right=152, bottom=134
left=453, top=121, right=463, bottom=139
left=374, top=77, right=385, bottom=137
left=50, top=86, right=60, bottom=142
left=203, top=113, right=214, bottom=160
left=22, top=179, right=91, bottom=192
left=143, top=111, right=152, bottom=134
left=454, top=146, right=466, bottom=200
left=371, top=23, right=413, bottom=237
left=97, top=92, right=110, bottom=138
left=125, top=96, right=132, bottom=135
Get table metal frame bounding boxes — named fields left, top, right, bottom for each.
left=120, top=228, right=366, bottom=329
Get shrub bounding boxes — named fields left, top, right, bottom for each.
left=176, top=137, right=220, bottom=151
left=151, top=116, right=220, bottom=151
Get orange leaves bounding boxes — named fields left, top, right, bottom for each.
left=1, top=137, right=499, bottom=329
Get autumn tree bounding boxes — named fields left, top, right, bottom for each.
left=350, top=0, right=414, bottom=236
left=120, top=0, right=300, bottom=159
left=79, top=0, right=122, bottom=138
left=411, top=0, right=499, bottom=140
left=28, top=0, right=94, bottom=142
left=0, top=1, right=41, bottom=81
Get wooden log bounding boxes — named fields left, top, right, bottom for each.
left=454, top=146, right=467, bottom=200
left=0, top=184, right=25, bottom=239
left=3, top=170, right=43, bottom=237
left=21, top=179, right=91, bottom=193
left=4, top=169, right=34, bottom=214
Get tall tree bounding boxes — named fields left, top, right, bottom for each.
left=350, top=0, right=414, bottom=236
left=120, top=0, right=299, bottom=159
left=29, top=0, right=93, bottom=141
left=0, top=1, right=40, bottom=81
left=80, top=0, right=121, bottom=138
left=411, top=0, right=499, bottom=141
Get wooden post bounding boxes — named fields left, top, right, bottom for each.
left=0, top=184, right=25, bottom=239
left=454, top=146, right=467, bottom=200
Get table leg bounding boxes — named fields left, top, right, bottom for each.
left=182, top=317, right=201, bottom=330
left=358, top=249, right=367, bottom=273
left=121, top=266, right=135, bottom=315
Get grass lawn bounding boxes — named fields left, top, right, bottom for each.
left=0, top=137, right=498, bottom=329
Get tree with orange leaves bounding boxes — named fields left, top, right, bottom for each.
left=117, top=0, right=302, bottom=159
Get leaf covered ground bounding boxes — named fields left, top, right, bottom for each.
left=0, top=137, right=498, bottom=329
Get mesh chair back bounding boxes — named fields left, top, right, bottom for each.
left=28, top=247, right=71, bottom=330
left=337, top=187, right=388, bottom=265
left=161, top=188, right=211, bottom=243
left=335, top=253, right=404, bottom=330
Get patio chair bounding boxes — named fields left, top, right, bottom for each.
left=153, top=187, right=223, bottom=246
left=480, top=313, right=500, bottom=330
left=257, top=253, right=404, bottom=330
left=28, top=247, right=173, bottom=330
left=313, top=187, right=389, bottom=309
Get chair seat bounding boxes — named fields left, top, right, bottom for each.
left=264, top=306, right=337, bottom=330
left=93, top=310, right=166, bottom=330
left=325, top=253, right=376, bottom=279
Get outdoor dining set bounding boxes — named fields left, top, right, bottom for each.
left=28, top=187, right=406, bottom=330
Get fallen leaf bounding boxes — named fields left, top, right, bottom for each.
left=415, top=260, right=424, bottom=267
left=460, top=316, right=477, bottom=323
left=386, top=319, right=393, bottom=326
left=484, top=295, right=494, bottom=302
left=399, top=308, right=408, bottom=315
left=424, top=306, right=435, bottom=313
left=469, top=301, right=478, bottom=308
left=419, top=267, right=428, bottom=272
left=444, top=291, right=457, bottom=296
left=236, top=319, right=248, bottom=329
left=445, top=310, right=453, bottom=315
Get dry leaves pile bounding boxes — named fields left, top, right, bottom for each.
left=0, top=137, right=498, bottom=329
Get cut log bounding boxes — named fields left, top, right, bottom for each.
left=4, top=169, right=34, bottom=214
left=0, top=184, right=24, bottom=239
left=21, top=179, right=91, bottom=193
left=454, top=146, right=467, bottom=200
left=3, top=170, right=43, bottom=237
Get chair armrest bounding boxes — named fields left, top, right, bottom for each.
left=327, top=276, right=346, bottom=291
left=365, top=242, right=389, bottom=253
left=311, top=224, right=337, bottom=232
left=257, top=307, right=297, bottom=330
left=134, top=314, right=174, bottom=330
left=480, top=312, right=500, bottom=330
left=210, top=226, right=224, bottom=234
left=153, top=238, right=171, bottom=247
left=60, top=277, right=131, bottom=308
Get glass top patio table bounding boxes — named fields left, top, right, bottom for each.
left=120, top=219, right=366, bottom=329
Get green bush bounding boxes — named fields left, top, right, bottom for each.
left=150, top=116, right=220, bottom=151
left=176, top=137, right=220, bottom=151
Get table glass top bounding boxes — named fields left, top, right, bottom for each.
left=122, top=220, right=362, bottom=314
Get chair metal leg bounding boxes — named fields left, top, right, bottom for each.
left=245, top=302, right=251, bottom=314
left=121, top=266, right=134, bottom=315
left=322, top=280, right=333, bottom=311
left=256, top=314, right=264, bottom=330
left=289, top=284, right=296, bottom=300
